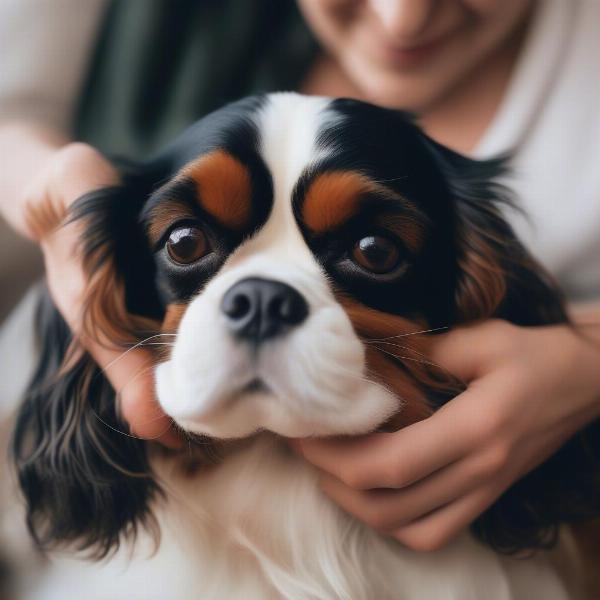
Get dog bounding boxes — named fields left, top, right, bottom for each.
left=11, top=93, right=599, bottom=599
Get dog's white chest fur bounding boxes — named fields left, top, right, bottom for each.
left=31, top=436, right=573, bottom=600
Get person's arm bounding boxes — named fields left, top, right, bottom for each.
left=0, top=123, right=182, bottom=447
left=293, top=313, right=600, bottom=551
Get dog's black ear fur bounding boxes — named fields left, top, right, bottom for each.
left=13, top=288, right=159, bottom=557
left=423, top=137, right=600, bottom=553
left=12, top=166, right=165, bottom=557
left=422, top=137, right=568, bottom=327
left=69, top=167, right=164, bottom=344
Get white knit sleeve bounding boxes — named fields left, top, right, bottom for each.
left=0, top=0, right=109, bottom=133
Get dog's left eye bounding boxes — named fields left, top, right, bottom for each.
left=351, top=235, right=401, bottom=274
left=166, top=226, right=209, bottom=265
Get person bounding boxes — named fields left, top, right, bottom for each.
left=1, top=0, right=599, bottom=560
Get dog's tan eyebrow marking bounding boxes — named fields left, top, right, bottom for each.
left=181, top=150, right=252, bottom=231
left=373, top=213, right=425, bottom=254
left=302, top=171, right=426, bottom=252
left=146, top=200, right=197, bottom=247
left=302, top=171, right=366, bottom=234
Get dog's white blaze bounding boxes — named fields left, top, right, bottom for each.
left=258, top=93, right=328, bottom=201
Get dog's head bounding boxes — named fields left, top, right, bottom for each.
left=76, top=94, right=566, bottom=440
left=17, top=93, right=592, bottom=558
left=148, top=94, right=464, bottom=439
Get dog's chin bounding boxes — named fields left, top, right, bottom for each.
left=155, top=361, right=399, bottom=440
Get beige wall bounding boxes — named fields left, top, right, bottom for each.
left=0, top=220, right=42, bottom=324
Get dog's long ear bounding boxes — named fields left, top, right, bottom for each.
left=12, top=167, right=165, bottom=558
left=422, top=138, right=567, bottom=326
left=70, top=168, right=164, bottom=344
left=421, top=138, right=600, bottom=553
left=13, top=289, right=160, bottom=557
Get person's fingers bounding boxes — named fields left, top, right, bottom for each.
left=392, top=481, right=504, bottom=552
left=427, top=320, right=517, bottom=382
left=295, top=408, right=476, bottom=490
left=317, top=445, right=501, bottom=531
left=426, top=330, right=480, bottom=382
left=88, top=341, right=183, bottom=449
left=119, top=381, right=183, bottom=449
left=27, top=143, right=119, bottom=242
left=296, top=370, right=515, bottom=491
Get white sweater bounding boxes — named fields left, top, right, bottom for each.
left=474, top=0, right=600, bottom=301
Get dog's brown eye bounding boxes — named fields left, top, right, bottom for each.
left=166, top=226, right=208, bottom=265
left=352, top=235, right=401, bottom=274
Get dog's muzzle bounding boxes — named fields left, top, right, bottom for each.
left=221, top=277, right=309, bottom=343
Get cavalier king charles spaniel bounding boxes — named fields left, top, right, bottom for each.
left=12, top=93, right=599, bottom=599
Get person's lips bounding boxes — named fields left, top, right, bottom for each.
left=376, top=33, right=451, bottom=68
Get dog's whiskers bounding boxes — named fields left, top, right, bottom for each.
left=364, top=326, right=448, bottom=343
left=371, top=345, right=445, bottom=371
left=90, top=411, right=147, bottom=442
left=101, top=333, right=179, bottom=374
left=91, top=363, right=172, bottom=440
left=368, top=340, right=432, bottom=359
left=369, top=342, right=466, bottom=388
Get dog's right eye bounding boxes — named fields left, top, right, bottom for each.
left=351, top=234, right=401, bottom=274
left=166, top=226, right=209, bottom=265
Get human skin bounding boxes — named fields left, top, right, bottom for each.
left=1, top=0, right=599, bottom=551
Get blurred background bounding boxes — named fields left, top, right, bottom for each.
left=0, top=226, right=42, bottom=323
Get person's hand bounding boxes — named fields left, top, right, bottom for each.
left=21, top=142, right=181, bottom=448
left=291, top=319, right=600, bottom=551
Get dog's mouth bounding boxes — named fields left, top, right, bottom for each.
left=155, top=288, right=401, bottom=439
left=197, top=373, right=275, bottom=418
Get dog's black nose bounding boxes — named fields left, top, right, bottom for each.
left=221, top=277, right=308, bottom=342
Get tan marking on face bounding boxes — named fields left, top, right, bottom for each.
left=302, top=171, right=365, bottom=233
left=338, top=296, right=464, bottom=429
left=162, top=303, right=188, bottom=334
left=182, top=150, right=252, bottom=231
left=302, top=171, right=425, bottom=252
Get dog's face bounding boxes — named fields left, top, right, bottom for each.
left=146, top=94, right=460, bottom=439
left=17, top=93, right=580, bottom=558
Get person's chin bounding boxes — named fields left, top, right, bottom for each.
left=344, top=59, right=444, bottom=113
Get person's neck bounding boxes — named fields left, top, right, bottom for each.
left=417, top=29, right=526, bottom=154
